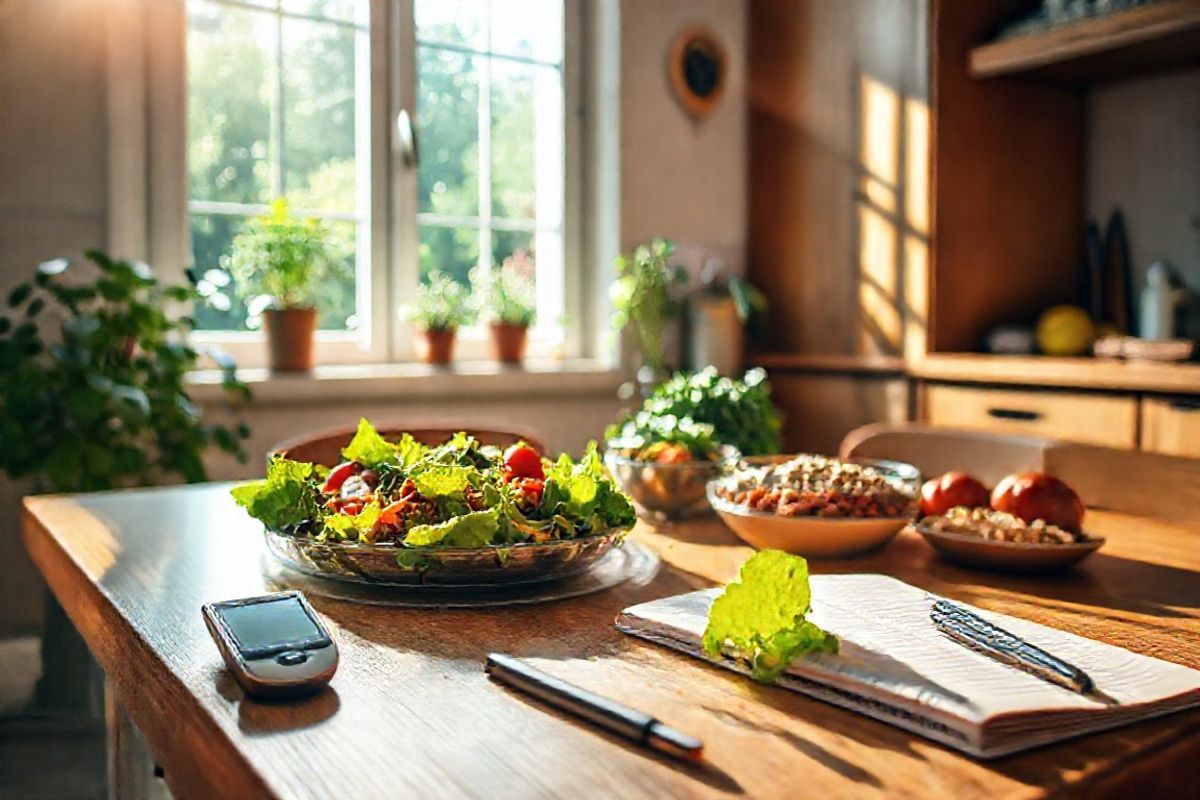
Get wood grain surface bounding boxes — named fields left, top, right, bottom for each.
left=22, top=484, right=1200, bottom=799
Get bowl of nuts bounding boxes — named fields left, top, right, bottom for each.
left=707, top=455, right=920, bottom=557
left=913, top=509, right=1104, bottom=573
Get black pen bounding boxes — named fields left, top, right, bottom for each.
left=485, top=653, right=704, bottom=761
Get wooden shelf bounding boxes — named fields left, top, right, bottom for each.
left=969, top=0, right=1200, bottom=84
left=750, top=353, right=907, bottom=376
left=912, top=353, right=1200, bottom=394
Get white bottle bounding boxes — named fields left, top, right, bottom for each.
left=1139, top=262, right=1175, bottom=341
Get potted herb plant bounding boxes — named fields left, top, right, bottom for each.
left=472, top=248, right=536, bottom=364
left=610, top=237, right=689, bottom=384
left=0, top=250, right=251, bottom=711
left=403, top=270, right=474, bottom=365
left=226, top=199, right=339, bottom=372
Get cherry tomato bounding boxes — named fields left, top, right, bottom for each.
left=514, top=477, right=544, bottom=507
left=918, top=472, right=990, bottom=516
left=322, top=461, right=361, bottom=494
left=991, top=472, right=1085, bottom=533
left=652, top=443, right=691, bottom=464
left=503, top=444, right=544, bottom=481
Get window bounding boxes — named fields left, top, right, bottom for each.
left=182, top=0, right=574, bottom=364
left=186, top=0, right=371, bottom=336
left=414, top=0, right=566, bottom=347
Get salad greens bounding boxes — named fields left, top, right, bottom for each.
left=702, top=550, right=838, bottom=682
left=231, top=419, right=636, bottom=553
left=605, top=367, right=782, bottom=459
left=229, top=457, right=325, bottom=531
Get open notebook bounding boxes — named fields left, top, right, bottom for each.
left=616, top=574, right=1200, bottom=758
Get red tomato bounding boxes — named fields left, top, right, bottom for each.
left=515, top=477, right=544, bottom=507
left=991, top=472, right=1085, bottom=533
left=322, top=461, right=361, bottom=493
left=919, top=472, right=990, bottom=516
left=503, top=444, right=544, bottom=481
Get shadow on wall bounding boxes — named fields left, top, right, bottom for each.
left=853, top=72, right=929, bottom=362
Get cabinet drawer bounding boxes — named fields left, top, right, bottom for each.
left=925, top=385, right=1137, bottom=448
left=1141, top=397, right=1200, bottom=458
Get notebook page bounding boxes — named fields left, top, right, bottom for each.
left=618, top=574, right=1200, bottom=749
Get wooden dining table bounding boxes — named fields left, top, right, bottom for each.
left=22, top=482, right=1200, bottom=799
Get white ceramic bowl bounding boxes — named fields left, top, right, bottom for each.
left=707, top=483, right=912, bottom=558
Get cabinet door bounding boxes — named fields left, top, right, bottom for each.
left=925, top=384, right=1137, bottom=449
left=771, top=373, right=910, bottom=455
left=1141, top=397, right=1200, bottom=459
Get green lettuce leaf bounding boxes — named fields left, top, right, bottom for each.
left=393, top=433, right=425, bottom=469
left=322, top=500, right=382, bottom=541
left=540, top=442, right=618, bottom=520
left=230, top=457, right=321, bottom=530
left=411, top=464, right=473, bottom=499
left=701, top=550, right=838, bottom=682
left=404, top=508, right=500, bottom=547
left=341, top=418, right=396, bottom=467
left=595, top=484, right=636, bottom=528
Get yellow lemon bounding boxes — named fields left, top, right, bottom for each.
left=1036, top=305, right=1095, bottom=356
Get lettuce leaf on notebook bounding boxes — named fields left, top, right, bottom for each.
left=702, top=549, right=838, bottom=682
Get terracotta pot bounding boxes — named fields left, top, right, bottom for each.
left=490, top=323, right=528, bottom=364
left=418, top=328, right=456, bottom=365
left=263, top=307, right=317, bottom=372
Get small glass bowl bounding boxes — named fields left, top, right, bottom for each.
left=603, top=444, right=738, bottom=520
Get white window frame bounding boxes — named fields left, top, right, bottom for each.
left=118, top=0, right=587, bottom=370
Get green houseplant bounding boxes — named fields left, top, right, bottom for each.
left=0, top=250, right=251, bottom=710
left=610, top=237, right=689, bottom=379
left=471, top=249, right=536, bottom=364
left=226, top=199, right=339, bottom=371
left=403, top=270, right=475, bottom=364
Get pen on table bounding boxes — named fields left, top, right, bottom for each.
left=930, top=599, right=1117, bottom=705
left=484, top=652, right=704, bottom=762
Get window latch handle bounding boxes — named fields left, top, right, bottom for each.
left=395, top=109, right=418, bottom=169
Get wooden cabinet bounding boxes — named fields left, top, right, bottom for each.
left=925, top=384, right=1138, bottom=449
left=770, top=371, right=910, bottom=455
left=1141, top=396, right=1200, bottom=458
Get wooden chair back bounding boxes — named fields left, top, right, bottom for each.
left=839, top=423, right=1200, bottom=525
left=269, top=423, right=547, bottom=467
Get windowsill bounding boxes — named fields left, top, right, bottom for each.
left=186, top=358, right=628, bottom=406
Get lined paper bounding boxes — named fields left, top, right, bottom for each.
left=616, top=575, right=1200, bottom=757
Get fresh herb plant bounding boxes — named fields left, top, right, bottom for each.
left=0, top=251, right=251, bottom=492
left=606, top=367, right=783, bottom=458
left=226, top=199, right=340, bottom=311
left=403, top=271, right=476, bottom=332
left=609, top=238, right=688, bottom=372
left=471, top=249, right=536, bottom=326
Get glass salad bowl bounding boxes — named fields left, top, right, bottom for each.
left=264, top=527, right=627, bottom=588
left=603, top=444, right=738, bottom=520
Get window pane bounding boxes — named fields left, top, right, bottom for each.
left=316, top=219, right=359, bottom=331
left=490, top=61, right=536, bottom=220
left=415, top=0, right=486, bottom=49
left=186, top=0, right=367, bottom=334
left=187, top=2, right=273, bottom=204
left=492, top=229, right=532, bottom=272
left=419, top=225, right=480, bottom=286
left=417, top=49, right=480, bottom=216
left=282, top=17, right=360, bottom=212
left=190, top=213, right=249, bottom=332
left=282, top=0, right=367, bottom=25
left=189, top=214, right=358, bottom=332
left=490, top=0, right=562, bottom=62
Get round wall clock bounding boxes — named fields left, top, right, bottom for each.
left=668, top=27, right=726, bottom=120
